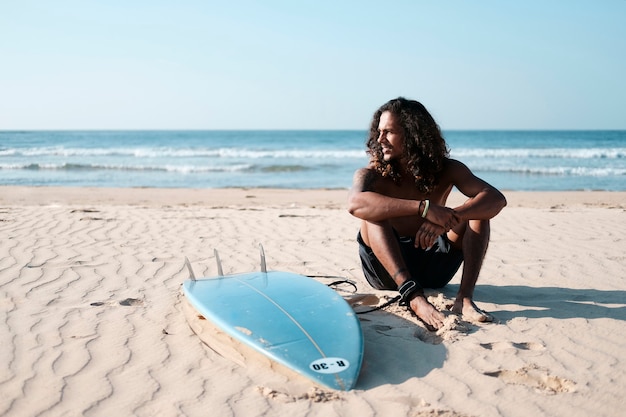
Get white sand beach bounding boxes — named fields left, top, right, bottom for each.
left=1, top=186, right=625, bottom=417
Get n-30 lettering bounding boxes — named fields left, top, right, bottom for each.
left=312, top=360, right=346, bottom=370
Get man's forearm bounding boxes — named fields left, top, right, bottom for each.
left=453, top=188, right=507, bottom=221
left=348, top=192, right=422, bottom=222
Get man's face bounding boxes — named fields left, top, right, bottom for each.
left=377, top=111, right=404, bottom=162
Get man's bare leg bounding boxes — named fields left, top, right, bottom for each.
left=450, top=219, right=493, bottom=322
left=361, top=220, right=445, bottom=330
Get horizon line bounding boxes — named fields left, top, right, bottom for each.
left=2, top=128, right=626, bottom=132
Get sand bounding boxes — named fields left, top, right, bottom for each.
left=1, top=186, right=625, bottom=417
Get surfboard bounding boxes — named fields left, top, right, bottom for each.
left=182, top=249, right=364, bottom=391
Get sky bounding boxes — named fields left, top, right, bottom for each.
left=1, top=0, right=625, bottom=130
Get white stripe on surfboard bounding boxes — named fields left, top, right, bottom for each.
left=233, top=275, right=326, bottom=356
left=232, top=275, right=347, bottom=390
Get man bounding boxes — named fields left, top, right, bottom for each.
left=348, top=97, right=506, bottom=330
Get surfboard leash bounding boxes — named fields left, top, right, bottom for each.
left=307, top=275, right=358, bottom=293
left=309, top=275, right=401, bottom=315
left=352, top=296, right=401, bottom=315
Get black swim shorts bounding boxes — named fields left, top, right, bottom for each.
left=357, top=230, right=463, bottom=291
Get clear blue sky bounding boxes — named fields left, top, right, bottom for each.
left=1, top=1, right=625, bottom=130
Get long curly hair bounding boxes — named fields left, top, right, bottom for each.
left=366, top=97, right=449, bottom=194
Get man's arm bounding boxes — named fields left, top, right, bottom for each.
left=347, top=168, right=421, bottom=221
left=447, top=160, right=507, bottom=220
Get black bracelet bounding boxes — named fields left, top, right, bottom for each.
left=398, top=280, right=422, bottom=306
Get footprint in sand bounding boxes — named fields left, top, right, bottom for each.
left=479, top=341, right=544, bottom=351
left=483, top=364, right=576, bottom=394
left=372, top=324, right=394, bottom=334
left=79, top=216, right=111, bottom=221
left=414, top=328, right=443, bottom=345
left=257, top=386, right=341, bottom=403
left=90, top=298, right=144, bottom=307
left=119, top=298, right=144, bottom=306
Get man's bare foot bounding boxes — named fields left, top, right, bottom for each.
left=452, top=297, right=494, bottom=323
left=409, top=295, right=445, bottom=331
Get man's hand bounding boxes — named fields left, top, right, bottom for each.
left=424, top=203, right=461, bottom=232
left=415, top=221, right=445, bottom=249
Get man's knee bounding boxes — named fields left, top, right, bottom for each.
left=448, top=219, right=490, bottom=250
left=468, top=219, right=490, bottom=238
left=360, top=219, right=395, bottom=247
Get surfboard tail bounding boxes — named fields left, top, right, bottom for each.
left=259, top=244, right=267, bottom=273
left=214, top=249, right=224, bottom=276
left=184, top=257, right=196, bottom=281
left=186, top=245, right=267, bottom=281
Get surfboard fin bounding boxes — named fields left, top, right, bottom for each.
left=184, top=257, right=196, bottom=281
left=214, top=248, right=224, bottom=276
left=259, top=244, right=267, bottom=273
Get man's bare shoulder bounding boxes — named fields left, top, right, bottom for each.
left=438, top=159, right=473, bottom=181
left=445, top=158, right=470, bottom=169
left=352, top=167, right=382, bottom=192
left=440, top=158, right=503, bottom=197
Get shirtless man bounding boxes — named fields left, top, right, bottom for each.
left=348, top=97, right=507, bottom=330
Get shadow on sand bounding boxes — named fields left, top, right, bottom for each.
left=355, top=310, right=447, bottom=389
left=353, top=283, right=626, bottom=389
left=453, top=284, right=626, bottom=322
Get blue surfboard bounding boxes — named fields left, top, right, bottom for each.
left=182, top=250, right=364, bottom=391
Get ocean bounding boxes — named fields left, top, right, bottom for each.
left=1, top=130, right=625, bottom=191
